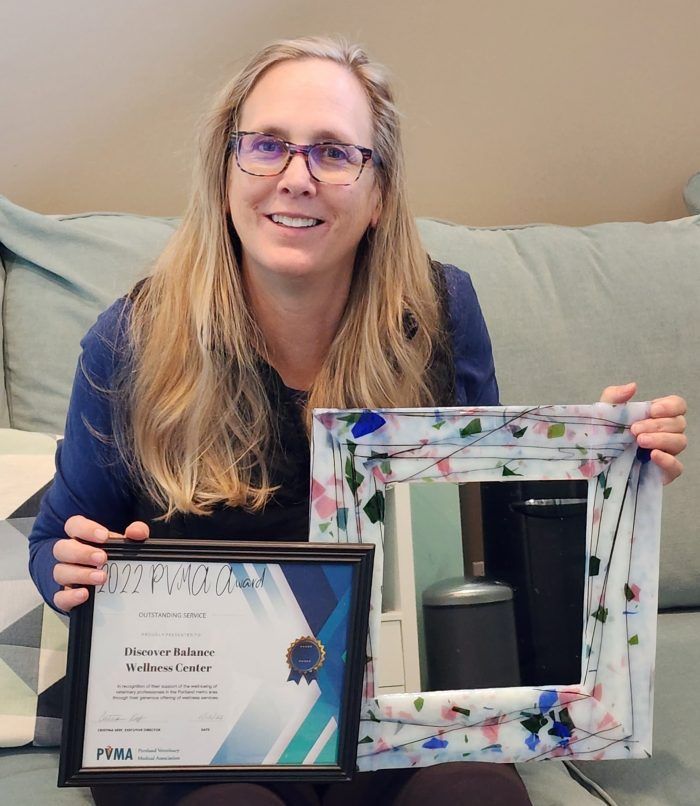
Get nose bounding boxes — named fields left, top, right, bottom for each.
left=277, top=152, right=317, bottom=196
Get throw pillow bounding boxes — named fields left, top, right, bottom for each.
left=0, top=428, right=66, bottom=747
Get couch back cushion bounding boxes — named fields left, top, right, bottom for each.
left=0, top=196, right=177, bottom=434
left=0, top=251, right=8, bottom=427
left=417, top=215, right=700, bottom=609
left=684, top=171, right=700, bottom=215
left=0, top=197, right=697, bottom=608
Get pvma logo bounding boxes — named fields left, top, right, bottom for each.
left=97, top=745, right=133, bottom=761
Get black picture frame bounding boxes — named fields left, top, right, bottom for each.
left=59, top=539, right=374, bottom=786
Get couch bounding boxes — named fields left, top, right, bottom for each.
left=1, top=180, right=698, bottom=804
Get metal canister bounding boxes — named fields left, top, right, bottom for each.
left=422, top=576, right=520, bottom=690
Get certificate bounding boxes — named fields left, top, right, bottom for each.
left=59, top=540, right=374, bottom=785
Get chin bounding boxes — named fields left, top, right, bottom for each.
left=258, top=249, right=335, bottom=280
left=268, top=258, right=323, bottom=278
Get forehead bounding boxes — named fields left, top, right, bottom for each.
left=238, top=58, right=374, bottom=145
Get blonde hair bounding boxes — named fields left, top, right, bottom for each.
left=116, top=35, right=443, bottom=517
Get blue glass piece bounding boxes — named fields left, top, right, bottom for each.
left=636, top=446, right=652, bottom=464
left=351, top=411, right=387, bottom=438
left=525, top=733, right=541, bottom=751
left=422, top=737, right=449, bottom=749
left=538, top=690, right=558, bottom=713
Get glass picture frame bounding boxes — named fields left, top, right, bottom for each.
left=309, top=403, right=663, bottom=769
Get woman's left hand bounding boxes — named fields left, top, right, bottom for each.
left=599, top=382, right=687, bottom=484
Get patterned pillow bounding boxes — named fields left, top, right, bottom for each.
left=0, top=428, right=66, bottom=747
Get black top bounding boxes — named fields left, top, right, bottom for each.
left=133, top=263, right=457, bottom=540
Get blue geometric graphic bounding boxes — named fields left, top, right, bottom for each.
left=211, top=561, right=353, bottom=766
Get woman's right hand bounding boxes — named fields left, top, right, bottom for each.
left=53, top=515, right=150, bottom=612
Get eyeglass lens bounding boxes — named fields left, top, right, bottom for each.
left=236, top=133, right=364, bottom=184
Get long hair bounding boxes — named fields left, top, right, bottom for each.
left=115, top=35, right=444, bottom=517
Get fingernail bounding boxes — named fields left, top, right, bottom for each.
left=91, top=552, right=106, bottom=566
left=76, top=588, right=88, bottom=601
left=90, top=570, right=106, bottom=583
left=93, top=528, right=109, bottom=541
left=638, top=434, right=651, bottom=446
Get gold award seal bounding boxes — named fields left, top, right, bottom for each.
left=286, top=636, right=326, bottom=682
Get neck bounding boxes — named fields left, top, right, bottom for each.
left=243, top=268, right=352, bottom=391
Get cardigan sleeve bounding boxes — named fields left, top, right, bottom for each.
left=442, top=263, right=500, bottom=406
left=27, top=298, right=136, bottom=611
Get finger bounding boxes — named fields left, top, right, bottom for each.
left=53, top=586, right=89, bottom=613
left=64, top=515, right=114, bottom=544
left=53, top=538, right=108, bottom=568
left=651, top=449, right=684, bottom=485
left=630, top=415, right=687, bottom=436
left=54, top=562, right=107, bottom=588
left=124, top=521, right=150, bottom=541
left=650, top=395, right=688, bottom=418
left=599, top=382, right=637, bottom=404
left=636, top=432, right=688, bottom=455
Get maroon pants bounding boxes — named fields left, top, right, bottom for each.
left=91, top=763, right=532, bottom=805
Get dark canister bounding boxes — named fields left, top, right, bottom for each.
left=422, top=576, right=520, bottom=690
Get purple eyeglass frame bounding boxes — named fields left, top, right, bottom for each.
left=229, top=131, right=379, bottom=185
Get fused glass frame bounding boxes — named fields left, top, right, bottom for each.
left=309, top=404, right=663, bottom=769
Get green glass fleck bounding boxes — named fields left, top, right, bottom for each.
left=460, top=418, right=482, bottom=437
left=363, top=491, right=385, bottom=524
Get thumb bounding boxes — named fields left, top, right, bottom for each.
left=124, top=521, right=150, bottom=541
left=599, top=382, right=637, bottom=404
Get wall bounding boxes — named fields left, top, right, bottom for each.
left=1, top=0, right=698, bottom=225
left=410, top=482, right=463, bottom=688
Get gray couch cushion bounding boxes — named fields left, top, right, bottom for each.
left=517, top=760, right=611, bottom=804
left=418, top=217, right=700, bottom=609
left=684, top=172, right=700, bottom=215
left=0, top=748, right=92, bottom=804
left=0, top=196, right=177, bottom=434
left=0, top=250, right=8, bottom=427
left=571, top=611, right=700, bottom=806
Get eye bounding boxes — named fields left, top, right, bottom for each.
left=252, top=135, right=285, bottom=154
left=316, top=143, right=351, bottom=162
left=239, top=134, right=286, bottom=157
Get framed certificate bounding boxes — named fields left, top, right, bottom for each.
left=59, top=540, right=374, bottom=785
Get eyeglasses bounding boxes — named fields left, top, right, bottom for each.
left=230, top=131, right=378, bottom=185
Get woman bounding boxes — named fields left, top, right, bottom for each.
left=28, top=35, right=686, bottom=806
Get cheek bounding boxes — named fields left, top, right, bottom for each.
left=226, top=180, right=241, bottom=220
left=227, top=172, right=264, bottom=221
left=348, top=191, right=380, bottom=233
left=348, top=178, right=380, bottom=226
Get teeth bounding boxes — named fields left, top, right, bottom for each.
left=270, top=214, right=320, bottom=228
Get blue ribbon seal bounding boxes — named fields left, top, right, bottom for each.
left=286, top=636, right=326, bottom=683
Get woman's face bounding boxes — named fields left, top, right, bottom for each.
left=227, top=58, right=381, bottom=287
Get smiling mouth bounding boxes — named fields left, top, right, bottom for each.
left=268, top=214, right=324, bottom=229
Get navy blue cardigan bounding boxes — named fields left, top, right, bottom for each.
left=28, top=264, right=498, bottom=609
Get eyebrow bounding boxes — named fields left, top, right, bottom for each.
left=252, top=125, right=362, bottom=144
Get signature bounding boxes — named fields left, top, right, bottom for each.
left=196, top=712, right=224, bottom=722
left=98, top=711, right=146, bottom=723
